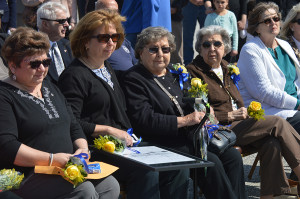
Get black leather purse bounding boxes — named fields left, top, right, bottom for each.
left=207, top=127, right=236, bottom=156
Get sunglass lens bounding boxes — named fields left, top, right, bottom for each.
left=43, top=58, right=51, bottom=67
left=97, top=34, right=110, bottom=43
left=273, top=17, right=280, bottom=22
left=148, top=47, right=158, bottom=54
left=30, top=61, right=41, bottom=69
left=264, top=18, right=272, bottom=24
left=161, top=47, right=171, bottom=53
left=202, top=41, right=211, bottom=48
left=111, top=34, right=120, bottom=42
left=214, top=41, right=222, bottom=47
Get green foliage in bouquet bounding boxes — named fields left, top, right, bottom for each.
left=0, top=169, right=24, bottom=191
left=63, top=157, right=87, bottom=188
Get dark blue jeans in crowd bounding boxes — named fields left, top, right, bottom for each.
left=182, top=3, right=206, bottom=65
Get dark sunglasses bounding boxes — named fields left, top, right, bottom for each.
left=258, top=16, right=280, bottom=25
left=40, top=17, right=70, bottom=24
left=148, top=47, right=171, bottom=54
left=25, top=58, right=52, bottom=69
left=202, top=41, right=223, bottom=49
left=292, top=18, right=300, bottom=25
left=91, top=34, right=121, bottom=43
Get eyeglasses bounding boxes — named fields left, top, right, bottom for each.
left=292, top=18, right=300, bottom=25
left=40, top=17, right=70, bottom=25
left=201, top=41, right=223, bottom=49
left=258, top=16, right=280, bottom=25
left=91, top=34, right=121, bottom=43
left=148, top=47, right=171, bottom=54
left=24, top=58, right=52, bottom=69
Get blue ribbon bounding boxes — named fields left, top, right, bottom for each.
left=127, top=128, right=142, bottom=147
left=169, top=68, right=189, bottom=90
left=74, top=153, right=90, bottom=173
left=230, top=74, right=240, bottom=90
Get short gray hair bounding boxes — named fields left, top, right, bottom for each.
left=195, top=25, right=231, bottom=55
left=280, top=3, right=300, bottom=39
left=37, top=2, right=68, bottom=29
left=135, top=26, right=176, bottom=60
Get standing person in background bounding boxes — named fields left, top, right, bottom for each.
left=121, top=0, right=171, bottom=48
left=22, top=0, right=77, bottom=30
left=205, top=0, right=247, bottom=57
left=37, top=2, right=73, bottom=83
left=170, top=0, right=188, bottom=64
left=204, top=0, right=238, bottom=62
left=182, top=0, right=207, bottom=65
left=95, top=0, right=137, bottom=79
left=0, top=0, right=16, bottom=34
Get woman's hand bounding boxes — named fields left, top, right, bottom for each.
left=230, top=50, right=238, bottom=57
left=228, top=107, right=248, bottom=121
left=177, top=111, right=205, bottom=128
left=52, top=153, right=73, bottom=168
left=93, top=125, right=133, bottom=147
left=108, top=127, right=133, bottom=147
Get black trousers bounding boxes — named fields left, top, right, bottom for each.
left=177, top=143, right=246, bottom=199
left=198, top=148, right=246, bottom=199
left=92, top=151, right=189, bottom=199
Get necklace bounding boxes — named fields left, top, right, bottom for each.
left=79, top=57, right=104, bottom=70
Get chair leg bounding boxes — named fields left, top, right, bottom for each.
left=248, top=153, right=260, bottom=180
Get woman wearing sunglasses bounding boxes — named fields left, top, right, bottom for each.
left=121, top=26, right=246, bottom=199
left=57, top=9, right=176, bottom=199
left=0, top=27, right=120, bottom=198
left=187, top=25, right=300, bottom=199
left=238, top=3, right=300, bottom=149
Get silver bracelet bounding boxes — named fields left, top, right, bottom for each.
left=49, top=153, right=53, bottom=166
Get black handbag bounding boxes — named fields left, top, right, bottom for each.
left=207, top=127, right=236, bottom=156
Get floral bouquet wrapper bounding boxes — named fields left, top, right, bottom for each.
left=35, top=155, right=118, bottom=187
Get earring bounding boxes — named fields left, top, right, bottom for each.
left=12, top=74, right=16, bottom=81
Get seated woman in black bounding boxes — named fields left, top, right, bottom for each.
left=0, top=27, right=119, bottom=199
left=58, top=9, right=188, bottom=199
left=121, top=26, right=247, bottom=199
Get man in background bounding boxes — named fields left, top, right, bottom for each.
left=37, top=2, right=73, bottom=83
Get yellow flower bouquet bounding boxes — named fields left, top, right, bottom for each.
left=188, top=78, right=208, bottom=100
left=247, top=101, right=265, bottom=121
left=63, top=156, right=88, bottom=188
left=94, top=135, right=125, bottom=153
left=0, top=169, right=24, bottom=191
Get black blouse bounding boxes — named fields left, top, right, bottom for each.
left=58, top=58, right=131, bottom=144
left=121, top=63, right=193, bottom=147
left=0, top=79, right=85, bottom=175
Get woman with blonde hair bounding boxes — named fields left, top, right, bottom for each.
left=281, top=3, right=300, bottom=61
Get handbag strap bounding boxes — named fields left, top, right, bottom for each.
left=154, top=78, right=184, bottom=117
